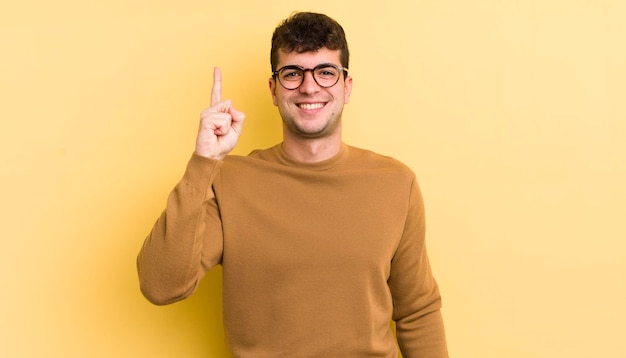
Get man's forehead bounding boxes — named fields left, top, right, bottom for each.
left=277, top=48, right=342, bottom=66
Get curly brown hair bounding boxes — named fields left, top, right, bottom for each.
left=270, top=12, right=349, bottom=72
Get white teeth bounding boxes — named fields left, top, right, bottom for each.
left=299, top=103, right=324, bottom=110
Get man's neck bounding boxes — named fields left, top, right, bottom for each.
left=281, top=132, right=342, bottom=163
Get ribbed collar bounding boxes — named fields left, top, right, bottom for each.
left=271, top=142, right=349, bottom=171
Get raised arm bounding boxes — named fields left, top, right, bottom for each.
left=137, top=68, right=245, bottom=305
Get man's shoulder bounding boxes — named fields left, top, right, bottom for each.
left=246, top=145, right=280, bottom=161
left=223, top=145, right=280, bottom=164
left=345, top=145, right=414, bottom=174
left=220, top=145, right=283, bottom=175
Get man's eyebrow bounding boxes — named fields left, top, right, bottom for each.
left=281, top=63, right=339, bottom=69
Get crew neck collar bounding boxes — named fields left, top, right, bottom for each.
left=273, top=142, right=349, bottom=171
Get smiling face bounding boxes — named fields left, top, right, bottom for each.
left=269, top=48, right=352, bottom=141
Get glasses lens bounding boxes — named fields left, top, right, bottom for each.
left=313, top=66, right=340, bottom=87
left=278, top=67, right=304, bottom=90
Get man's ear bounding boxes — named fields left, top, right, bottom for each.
left=343, top=75, right=353, bottom=104
left=269, top=77, right=278, bottom=106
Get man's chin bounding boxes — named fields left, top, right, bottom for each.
left=283, top=116, right=341, bottom=140
left=292, top=124, right=333, bottom=139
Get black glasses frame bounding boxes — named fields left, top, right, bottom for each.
left=272, top=63, right=349, bottom=90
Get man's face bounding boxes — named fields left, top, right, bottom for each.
left=269, top=48, right=352, bottom=140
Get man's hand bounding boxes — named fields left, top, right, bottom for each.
left=195, top=67, right=246, bottom=160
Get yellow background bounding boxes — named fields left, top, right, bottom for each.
left=1, top=0, right=624, bottom=357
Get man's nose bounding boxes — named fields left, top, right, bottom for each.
left=299, top=70, right=320, bottom=93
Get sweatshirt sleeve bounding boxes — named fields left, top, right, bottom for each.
left=389, top=176, right=449, bottom=357
left=137, top=153, right=224, bottom=305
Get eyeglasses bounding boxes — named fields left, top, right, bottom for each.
left=273, top=63, right=348, bottom=90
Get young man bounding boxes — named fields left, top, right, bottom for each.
left=138, top=12, right=448, bottom=357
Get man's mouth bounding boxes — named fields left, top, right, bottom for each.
left=298, top=103, right=325, bottom=110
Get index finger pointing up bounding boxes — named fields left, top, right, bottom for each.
left=211, top=66, right=222, bottom=106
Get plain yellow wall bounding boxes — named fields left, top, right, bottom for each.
left=1, top=0, right=624, bottom=357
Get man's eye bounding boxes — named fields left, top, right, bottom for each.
left=316, top=68, right=338, bottom=78
left=282, top=70, right=302, bottom=79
